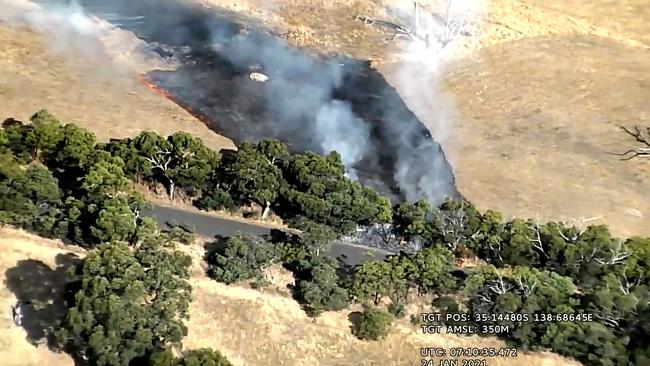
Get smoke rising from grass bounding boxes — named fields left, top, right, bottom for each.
left=2, top=0, right=466, bottom=204
left=208, top=25, right=372, bottom=179
left=384, top=0, right=486, bottom=203
left=0, top=0, right=171, bottom=78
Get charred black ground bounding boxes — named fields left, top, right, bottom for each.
left=44, top=0, right=460, bottom=204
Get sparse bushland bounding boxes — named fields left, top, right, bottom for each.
left=2, top=111, right=650, bottom=366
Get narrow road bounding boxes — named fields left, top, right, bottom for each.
left=144, top=204, right=392, bottom=266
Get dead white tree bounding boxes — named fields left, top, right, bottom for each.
left=594, top=241, right=632, bottom=266
left=477, top=293, right=493, bottom=304
left=142, top=146, right=175, bottom=199
left=617, top=273, right=643, bottom=296
left=589, top=275, right=645, bottom=327
left=435, top=202, right=480, bottom=252
left=593, top=312, right=621, bottom=328
left=611, top=126, right=650, bottom=160
left=414, top=0, right=472, bottom=47
left=487, top=239, right=504, bottom=262
left=373, top=223, right=396, bottom=246
left=11, top=301, right=23, bottom=327
left=475, top=273, right=512, bottom=305
left=487, top=273, right=511, bottom=295
left=527, top=220, right=549, bottom=258
left=355, top=0, right=473, bottom=48
left=515, top=277, right=537, bottom=297
left=557, top=216, right=603, bottom=242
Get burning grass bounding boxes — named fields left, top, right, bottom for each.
left=0, top=227, right=582, bottom=366
left=0, top=24, right=235, bottom=153
left=139, top=73, right=215, bottom=128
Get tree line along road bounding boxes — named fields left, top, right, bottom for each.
left=144, top=204, right=393, bottom=266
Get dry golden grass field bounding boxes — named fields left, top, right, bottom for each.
left=2, top=0, right=649, bottom=237
left=200, top=0, right=650, bottom=238
left=0, top=227, right=583, bottom=366
left=0, top=21, right=235, bottom=151
left=1, top=2, right=649, bottom=363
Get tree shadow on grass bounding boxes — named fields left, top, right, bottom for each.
left=348, top=310, right=363, bottom=337
left=203, top=234, right=229, bottom=260
left=335, top=255, right=356, bottom=289
left=4, top=253, right=81, bottom=349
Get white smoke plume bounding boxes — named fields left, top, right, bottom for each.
left=209, top=25, right=372, bottom=180
left=1, top=0, right=468, bottom=204
left=383, top=0, right=487, bottom=203
left=0, top=0, right=171, bottom=77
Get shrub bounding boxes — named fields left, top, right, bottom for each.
left=178, top=348, right=233, bottom=366
left=388, top=301, right=406, bottom=318
left=207, top=234, right=276, bottom=284
left=352, top=306, right=393, bottom=341
left=194, top=188, right=236, bottom=212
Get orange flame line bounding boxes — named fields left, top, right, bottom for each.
left=138, top=73, right=212, bottom=125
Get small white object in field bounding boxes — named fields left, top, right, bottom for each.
left=249, top=72, right=269, bottom=82
left=11, top=302, right=23, bottom=326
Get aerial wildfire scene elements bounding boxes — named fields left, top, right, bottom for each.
left=0, top=0, right=649, bottom=366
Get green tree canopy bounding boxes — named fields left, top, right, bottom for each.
left=56, top=237, right=192, bottom=366
left=166, top=132, right=219, bottom=194
left=350, top=260, right=395, bottom=305
left=293, top=256, right=349, bottom=316
left=0, top=128, right=8, bottom=151
left=207, top=233, right=277, bottom=285
left=176, top=348, right=233, bottom=366
left=130, top=131, right=218, bottom=199
left=88, top=197, right=139, bottom=244
left=146, top=348, right=233, bottom=366
left=23, top=109, right=64, bottom=161
left=104, top=138, right=151, bottom=180
left=296, top=221, right=336, bottom=257
left=407, top=247, right=456, bottom=294
left=391, top=199, right=435, bottom=243
left=81, top=158, right=131, bottom=201
left=465, top=265, right=580, bottom=350
left=0, top=159, right=62, bottom=235
left=218, top=141, right=285, bottom=219
left=51, top=124, right=97, bottom=172
left=351, top=305, right=393, bottom=341
left=277, top=151, right=391, bottom=234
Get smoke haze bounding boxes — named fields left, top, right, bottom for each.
left=1, top=0, right=464, bottom=205
left=383, top=0, right=486, bottom=202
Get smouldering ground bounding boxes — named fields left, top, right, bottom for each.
left=3, top=0, right=649, bottom=237
left=201, top=0, right=650, bottom=238
left=0, top=228, right=582, bottom=366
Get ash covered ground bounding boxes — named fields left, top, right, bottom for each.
left=32, top=0, right=460, bottom=206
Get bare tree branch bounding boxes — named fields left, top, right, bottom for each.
left=527, top=221, right=548, bottom=258
left=487, top=273, right=511, bottom=295
left=594, top=241, right=632, bottom=266
left=610, top=125, right=650, bottom=160
left=516, top=277, right=537, bottom=297
left=477, top=294, right=493, bottom=304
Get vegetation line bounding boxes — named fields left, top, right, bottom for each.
left=1, top=110, right=648, bottom=366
